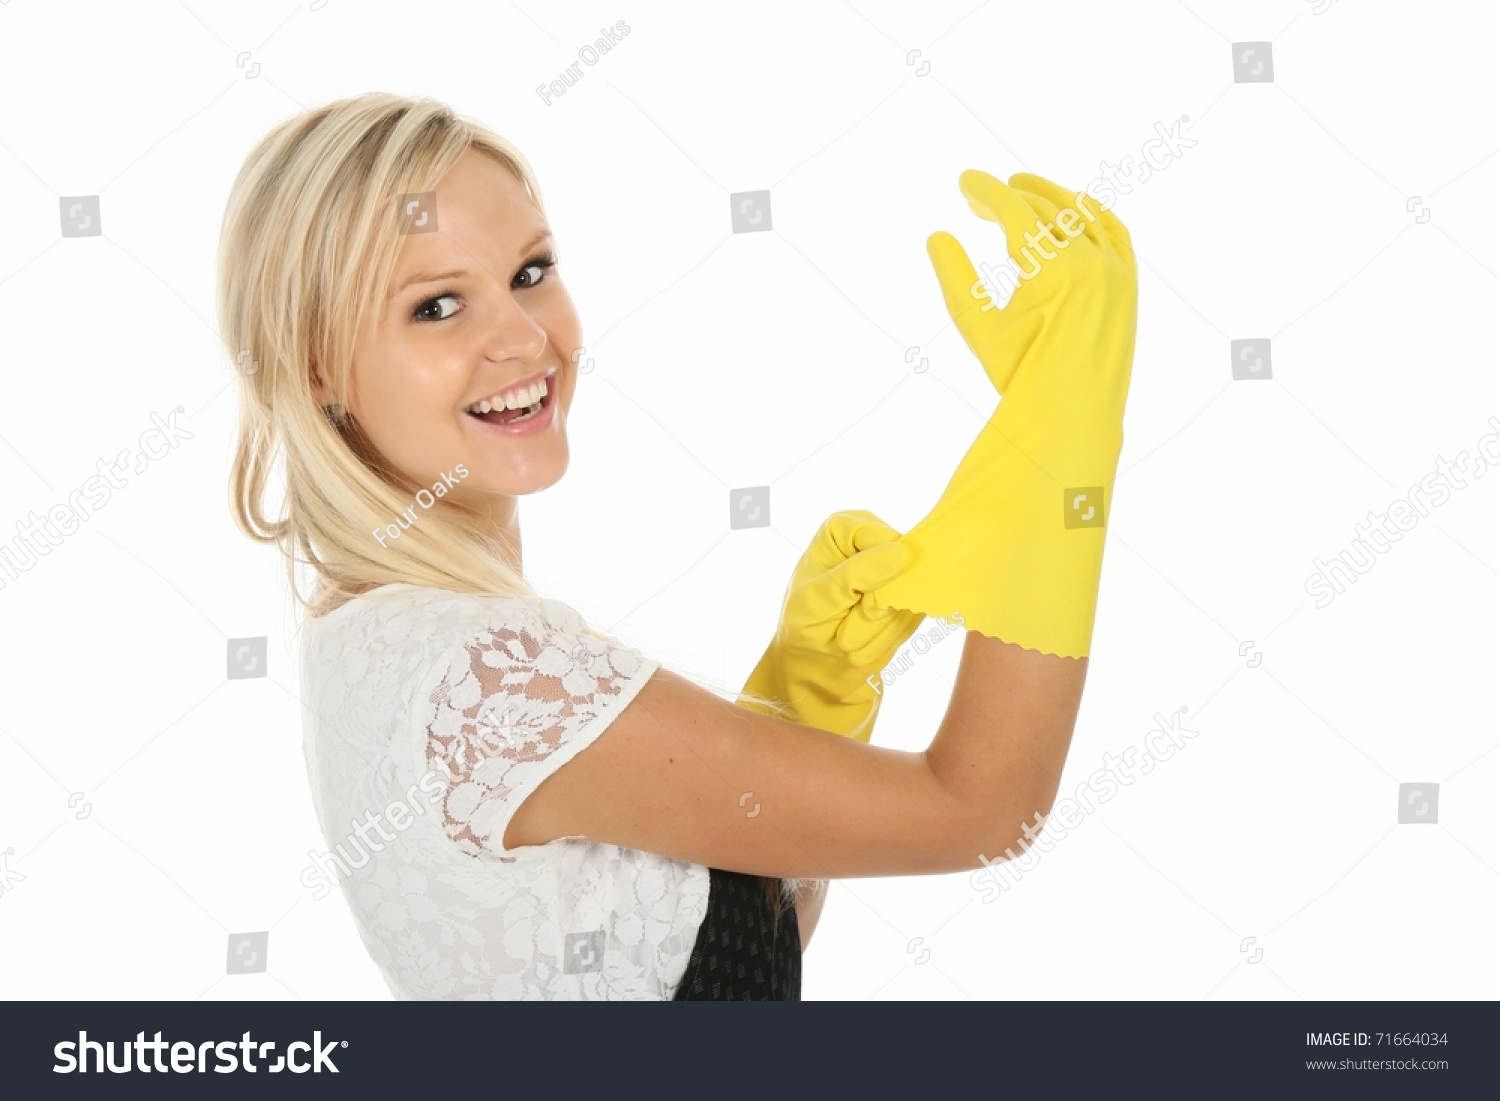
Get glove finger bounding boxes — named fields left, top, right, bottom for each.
left=1099, top=209, right=1134, bottom=267
left=927, top=230, right=1024, bottom=396
left=793, top=539, right=913, bottom=626
left=838, top=537, right=914, bottom=589
left=857, top=583, right=927, bottom=626
left=837, top=510, right=905, bottom=553
left=802, top=509, right=895, bottom=572
left=1007, top=172, right=1111, bottom=251
left=819, top=512, right=909, bottom=572
left=1002, top=186, right=1070, bottom=253
left=957, top=169, right=1049, bottom=270
left=1011, top=186, right=1105, bottom=262
left=1013, top=170, right=1132, bottom=263
left=836, top=601, right=924, bottom=664
left=804, top=513, right=882, bottom=573
left=1077, top=186, right=1134, bottom=262
left=831, top=604, right=884, bottom=655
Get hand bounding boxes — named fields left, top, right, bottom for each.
left=934, top=170, right=1136, bottom=407
left=739, top=510, right=925, bottom=743
left=876, top=169, right=1138, bottom=658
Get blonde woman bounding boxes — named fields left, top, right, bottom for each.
left=216, top=92, right=1136, bottom=1000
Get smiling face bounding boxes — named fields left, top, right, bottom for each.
left=341, top=148, right=580, bottom=523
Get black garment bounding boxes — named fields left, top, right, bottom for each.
left=672, top=869, right=801, bottom=1000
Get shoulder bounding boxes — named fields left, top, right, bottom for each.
left=303, top=582, right=662, bottom=749
left=298, top=583, right=567, bottom=721
left=385, top=589, right=663, bottom=859
left=302, top=583, right=552, bottom=666
left=418, top=589, right=661, bottom=745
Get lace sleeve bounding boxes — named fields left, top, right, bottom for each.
left=421, top=607, right=661, bottom=859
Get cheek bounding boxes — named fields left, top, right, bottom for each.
left=538, top=287, right=583, bottom=348
left=373, top=341, right=464, bottom=410
left=357, top=349, right=465, bottom=454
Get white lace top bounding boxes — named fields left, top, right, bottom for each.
left=297, top=582, right=712, bottom=999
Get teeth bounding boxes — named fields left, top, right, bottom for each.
left=469, top=376, right=548, bottom=415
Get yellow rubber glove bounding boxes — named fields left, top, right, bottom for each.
left=877, top=170, right=1138, bottom=658
left=739, top=511, right=925, bottom=742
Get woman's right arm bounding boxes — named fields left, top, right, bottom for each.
left=506, top=630, right=1086, bottom=879
left=501, top=172, right=1131, bottom=880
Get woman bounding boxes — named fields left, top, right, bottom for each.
left=215, top=92, right=1136, bottom=1000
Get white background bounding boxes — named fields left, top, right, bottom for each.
left=1, top=0, right=1497, bottom=1001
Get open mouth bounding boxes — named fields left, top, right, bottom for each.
left=465, top=373, right=554, bottom=426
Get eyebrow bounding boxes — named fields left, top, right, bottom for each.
left=388, top=230, right=554, bottom=299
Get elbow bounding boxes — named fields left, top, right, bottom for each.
left=959, top=789, right=1056, bottom=871
left=921, top=751, right=1058, bottom=873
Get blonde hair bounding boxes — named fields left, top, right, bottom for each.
left=215, top=91, right=542, bottom=617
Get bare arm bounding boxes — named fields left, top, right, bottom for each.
left=505, top=628, right=1087, bottom=880
left=925, top=631, right=1086, bottom=839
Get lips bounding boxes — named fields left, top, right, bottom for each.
left=466, top=375, right=556, bottom=427
left=464, top=371, right=559, bottom=436
left=464, top=367, right=557, bottom=415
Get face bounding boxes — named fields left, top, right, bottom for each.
left=341, top=149, right=580, bottom=522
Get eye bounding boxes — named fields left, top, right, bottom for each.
left=413, top=292, right=460, bottom=323
left=514, top=253, right=558, bottom=290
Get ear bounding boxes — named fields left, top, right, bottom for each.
left=310, top=356, right=337, bottom=407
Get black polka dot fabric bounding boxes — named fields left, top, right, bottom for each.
left=672, top=869, right=801, bottom=1000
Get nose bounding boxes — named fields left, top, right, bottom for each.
left=481, top=290, right=549, bottom=365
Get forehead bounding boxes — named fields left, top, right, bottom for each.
left=388, top=151, right=548, bottom=286
left=429, top=150, right=540, bottom=231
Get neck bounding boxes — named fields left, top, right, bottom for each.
left=481, top=494, right=523, bottom=574
left=498, top=503, right=523, bottom=574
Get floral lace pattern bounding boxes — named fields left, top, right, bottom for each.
left=298, top=583, right=711, bottom=999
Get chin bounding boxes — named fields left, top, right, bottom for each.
left=477, top=455, right=570, bottom=497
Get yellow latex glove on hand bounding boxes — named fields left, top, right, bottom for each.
left=740, top=511, right=925, bottom=743
left=877, top=170, right=1138, bottom=659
